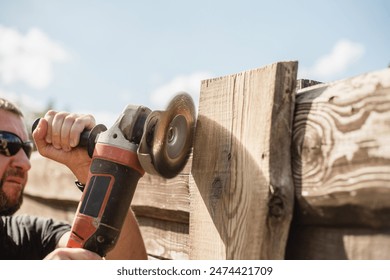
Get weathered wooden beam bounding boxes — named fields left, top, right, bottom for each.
left=24, top=153, right=82, bottom=201
left=132, top=162, right=191, bottom=224
left=131, top=149, right=192, bottom=259
left=296, top=79, right=322, bottom=91
left=132, top=156, right=191, bottom=223
left=137, top=216, right=189, bottom=260
left=18, top=195, right=77, bottom=224
left=286, top=226, right=390, bottom=259
left=292, top=68, right=390, bottom=228
left=189, top=61, right=297, bottom=259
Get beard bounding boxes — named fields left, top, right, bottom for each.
left=0, top=167, right=25, bottom=215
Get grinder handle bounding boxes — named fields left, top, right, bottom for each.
left=32, top=118, right=107, bottom=157
left=31, top=118, right=90, bottom=147
left=66, top=145, right=144, bottom=257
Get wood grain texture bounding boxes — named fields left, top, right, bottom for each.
left=132, top=163, right=191, bottom=224
left=296, top=79, right=322, bottom=91
left=292, top=68, right=390, bottom=227
left=137, top=216, right=189, bottom=260
left=190, top=62, right=297, bottom=259
left=17, top=195, right=77, bottom=224
left=286, top=225, right=390, bottom=260
left=131, top=152, right=192, bottom=259
left=24, top=152, right=82, bottom=201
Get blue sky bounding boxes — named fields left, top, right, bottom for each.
left=0, top=0, right=389, bottom=126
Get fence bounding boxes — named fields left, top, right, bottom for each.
left=19, top=61, right=390, bottom=259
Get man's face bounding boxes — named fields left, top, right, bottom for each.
left=0, top=110, right=31, bottom=215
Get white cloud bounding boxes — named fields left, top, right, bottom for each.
left=0, top=25, right=70, bottom=90
left=81, top=71, right=212, bottom=129
left=0, top=88, right=45, bottom=113
left=299, top=39, right=365, bottom=80
left=149, top=72, right=212, bottom=109
left=85, top=110, right=119, bottom=128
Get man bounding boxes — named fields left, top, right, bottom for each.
left=0, top=98, right=147, bottom=259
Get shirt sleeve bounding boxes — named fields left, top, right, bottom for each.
left=0, top=215, right=71, bottom=260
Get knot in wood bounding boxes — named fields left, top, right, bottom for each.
left=209, top=177, right=223, bottom=216
left=268, top=195, right=285, bottom=218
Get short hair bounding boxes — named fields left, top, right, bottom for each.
left=0, top=98, right=24, bottom=117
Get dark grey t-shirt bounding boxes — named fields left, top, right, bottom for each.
left=0, top=215, right=71, bottom=259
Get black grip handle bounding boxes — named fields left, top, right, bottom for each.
left=32, top=118, right=90, bottom=147
left=32, top=118, right=107, bottom=157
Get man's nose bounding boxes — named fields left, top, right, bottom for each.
left=11, top=149, right=32, bottom=171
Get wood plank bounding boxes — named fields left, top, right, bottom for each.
left=292, top=68, right=390, bottom=227
left=189, top=62, right=297, bottom=259
left=132, top=158, right=191, bottom=224
left=17, top=195, right=77, bottom=224
left=25, top=152, right=82, bottom=201
left=296, top=79, right=322, bottom=90
left=286, top=225, right=390, bottom=259
left=137, top=216, right=189, bottom=260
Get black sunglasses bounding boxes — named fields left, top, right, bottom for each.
left=0, top=131, right=34, bottom=159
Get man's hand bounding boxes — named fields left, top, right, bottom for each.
left=32, top=110, right=96, bottom=183
left=44, top=248, right=102, bottom=260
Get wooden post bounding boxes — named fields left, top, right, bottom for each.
left=296, top=79, right=322, bottom=91
left=189, top=61, right=297, bottom=259
left=292, top=68, right=390, bottom=227
left=287, top=67, right=390, bottom=259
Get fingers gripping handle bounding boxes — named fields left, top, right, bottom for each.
left=31, top=118, right=107, bottom=157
